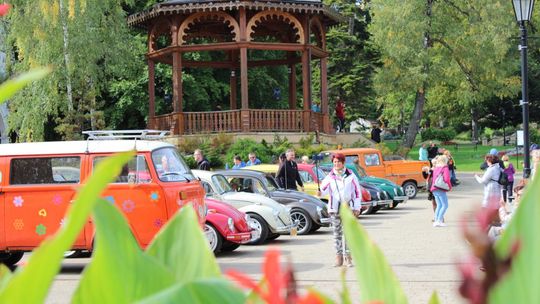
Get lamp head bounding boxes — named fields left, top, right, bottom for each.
left=512, top=0, right=535, bottom=22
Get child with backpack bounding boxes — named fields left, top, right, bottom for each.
left=501, top=155, right=515, bottom=202
left=474, top=154, right=503, bottom=208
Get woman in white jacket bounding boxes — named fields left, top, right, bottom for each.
left=318, top=153, right=362, bottom=267
left=474, top=154, right=502, bottom=208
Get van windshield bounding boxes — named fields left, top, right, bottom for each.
left=152, top=147, right=194, bottom=182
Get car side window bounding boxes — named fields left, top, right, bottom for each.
left=253, top=179, right=267, bottom=195
left=364, top=154, right=381, bottom=166
left=10, top=157, right=81, bottom=185
left=94, top=155, right=150, bottom=184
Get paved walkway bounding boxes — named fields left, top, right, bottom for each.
left=43, top=172, right=490, bottom=303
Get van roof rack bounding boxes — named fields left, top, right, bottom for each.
left=83, top=130, right=170, bottom=140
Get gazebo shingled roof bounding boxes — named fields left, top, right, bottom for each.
left=129, top=0, right=342, bottom=135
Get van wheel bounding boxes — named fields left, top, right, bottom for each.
left=402, top=182, right=417, bottom=199
left=0, top=251, right=24, bottom=266
left=246, top=214, right=269, bottom=245
left=290, top=209, right=312, bottom=235
left=64, top=250, right=84, bottom=258
left=204, top=223, right=223, bottom=253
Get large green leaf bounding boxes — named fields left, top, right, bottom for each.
left=428, top=291, right=441, bottom=304
left=0, top=68, right=50, bottom=104
left=72, top=201, right=175, bottom=304
left=340, top=205, right=408, bottom=304
left=490, top=171, right=540, bottom=303
left=145, top=206, right=221, bottom=282
left=136, top=279, right=245, bottom=304
left=0, top=152, right=133, bottom=303
left=0, top=265, right=12, bottom=292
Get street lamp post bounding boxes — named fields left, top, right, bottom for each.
left=512, top=0, right=535, bottom=178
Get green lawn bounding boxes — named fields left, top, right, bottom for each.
left=384, top=140, right=518, bottom=172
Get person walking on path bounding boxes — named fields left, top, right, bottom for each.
left=419, top=144, right=428, bottom=161
left=370, top=124, right=382, bottom=143
left=501, top=154, right=515, bottom=202
left=431, top=155, right=452, bottom=227
left=318, top=153, right=362, bottom=267
left=444, top=150, right=458, bottom=186
left=246, top=152, right=262, bottom=166
left=422, top=162, right=438, bottom=222
left=335, top=99, right=345, bottom=132
left=475, top=154, right=502, bottom=208
left=276, top=149, right=304, bottom=191
left=427, top=141, right=439, bottom=162
left=480, top=148, right=505, bottom=170
left=194, top=149, right=211, bottom=171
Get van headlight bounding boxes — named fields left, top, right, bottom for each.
left=227, top=218, right=236, bottom=232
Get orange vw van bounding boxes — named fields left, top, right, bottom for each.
left=0, top=131, right=206, bottom=265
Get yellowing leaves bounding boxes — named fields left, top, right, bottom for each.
left=69, top=0, right=75, bottom=19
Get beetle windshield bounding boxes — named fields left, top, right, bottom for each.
left=152, top=147, right=194, bottom=182
left=212, top=174, right=233, bottom=194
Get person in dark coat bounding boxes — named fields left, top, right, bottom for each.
left=371, top=124, right=382, bottom=143
left=427, top=141, right=439, bottom=161
left=480, top=148, right=505, bottom=170
left=276, top=149, right=304, bottom=191
left=194, top=149, right=211, bottom=170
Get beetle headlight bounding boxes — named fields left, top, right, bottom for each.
left=227, top=217, right=236, bottom=232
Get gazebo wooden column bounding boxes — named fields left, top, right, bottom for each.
left=172, top=51, right=184, bottom=134
left=321, top=56, right=330, bottom=133
left=239, top=7, right=250, bottom=132
left=301, top=16, right=311, bottom=132
left=148, top=59, right=156, bottom=129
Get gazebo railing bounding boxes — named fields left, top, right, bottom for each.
left=250, top=109, right=304, bottom=132
left=150, top=109, right=327, bottom=134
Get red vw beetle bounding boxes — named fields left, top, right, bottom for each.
left=204, top=198, right=255, bottom=253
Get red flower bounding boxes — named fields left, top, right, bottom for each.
left=0, top=3, right=10, bottom=17
left=227, top=248, right=323, bottom=304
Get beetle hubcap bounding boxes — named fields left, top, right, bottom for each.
left=205, top=224, right=218, bottom=251
left=290, top=211, right=308, bottom=234
left=248, top=218, right=263, bottom=241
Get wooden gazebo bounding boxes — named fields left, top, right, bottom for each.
left=128, top=0, right=341, bottom=135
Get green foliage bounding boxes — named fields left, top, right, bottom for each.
left=491, top=167, right=540, bottom=302
left=421, top=128, right=457, bottom=142
left=0, top=68, right=50, bottom=104
left=340, top=205, right=408, bottom=304
left=225, top=138, right=274, bottom=166
left=529, top=128, right=540, bottom=146
left=177, top=136, right=204, bottom=154
left=375, top=142, right=392, bottom=157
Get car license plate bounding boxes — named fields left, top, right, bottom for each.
left=290, top=226, right=297, bottom=236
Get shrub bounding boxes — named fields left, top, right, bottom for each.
left=177, top=136, right=204, bottom=154
left=421, top=127, right=457, bottom=142
left=224, top=138, right=274, bottom=166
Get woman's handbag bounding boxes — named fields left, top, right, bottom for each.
left=434, top=173, right=450, bottom=191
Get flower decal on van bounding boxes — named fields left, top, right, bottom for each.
left=52, top=195, right=63, bottom=205
left=13, top=219, right=24, bottom=231
left=36, top=224, right=46, bottom=236
left=122, top=200, right=135, bottom=213
left=150, top=192, right=159, bottom=202
left=153, top=219, right=163, bottom=228
left=13, top=196, right=24, bottom=207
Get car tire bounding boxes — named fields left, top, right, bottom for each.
left=402, top=181, right=417, bottom=199
left=267, top=233, right=280, bottom=240
left=0, top=251, right=24, bottom=266
left=362, top=205, right=375, bottom=215
left=246, top=214, right=269, bottom=245
left=221, top=241, right=240, bottom=252
left=388, top=201, right=400, bottom=209
left=310, top=223, right=321, bottom=232
left=290, top=209, right=312, bottom=235
left=205, top=223, right=223, bottom=253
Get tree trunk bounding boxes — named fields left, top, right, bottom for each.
left=402, top=89, right=426, bottom=149
left=59, top=0, right=74, bottom=112
left=471, top=107, right=479, bottom=143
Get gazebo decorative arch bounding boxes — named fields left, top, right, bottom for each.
left=128, top=0, right=342, bottom=135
